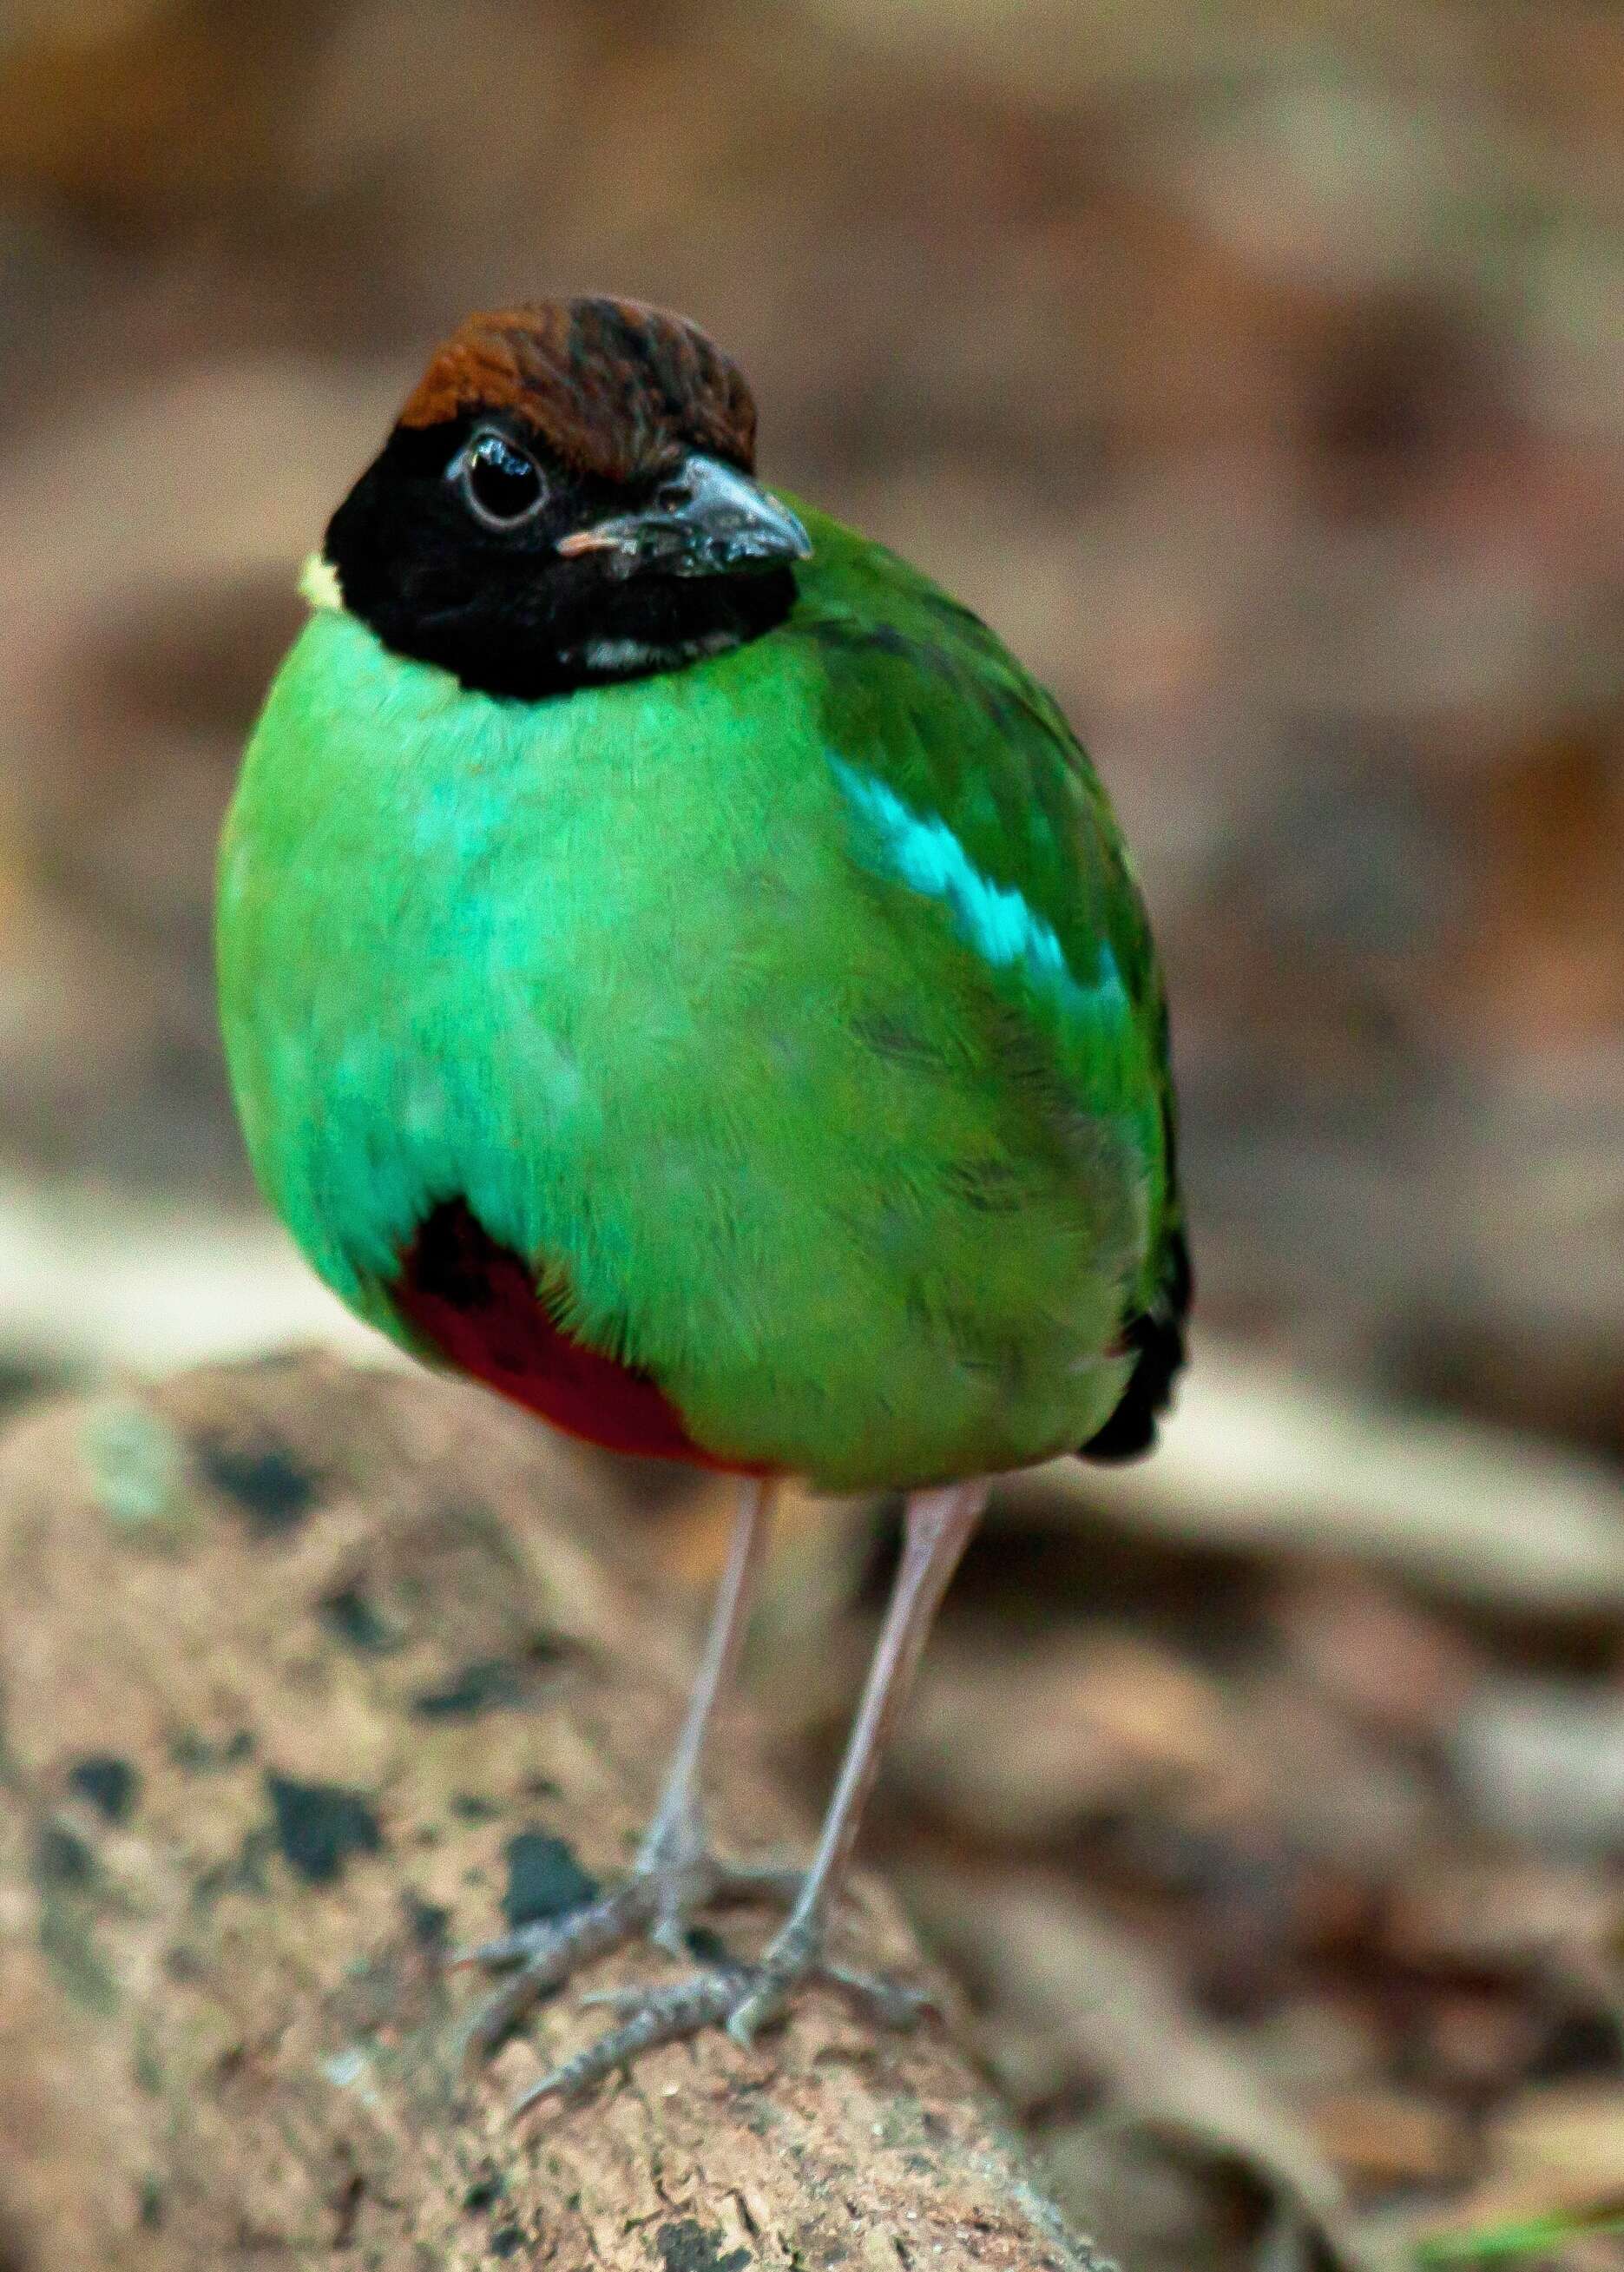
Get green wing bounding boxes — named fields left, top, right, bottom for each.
left=788, top=503, right=1189, bottom=1452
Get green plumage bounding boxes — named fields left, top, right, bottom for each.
left=218, top=501, right=1180, bottom=1489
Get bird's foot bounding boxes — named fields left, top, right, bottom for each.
left=510, top=1916, right=935, bottom=2115
left=451, top=1840, right=802, bottom=2063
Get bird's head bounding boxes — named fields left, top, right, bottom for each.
left=319, top=298, right=811, bottom=700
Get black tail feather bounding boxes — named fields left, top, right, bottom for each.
left=1079, top=1227, right=1191, bottom=1465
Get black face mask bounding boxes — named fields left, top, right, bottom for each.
left=324, top=417, right=808, bottom=702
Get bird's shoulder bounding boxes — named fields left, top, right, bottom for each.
left=779, top=503, right=1188, bottom=1446
left=779, top=500, right=1166, bottom=1057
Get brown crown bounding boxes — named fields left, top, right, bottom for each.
left=395, top=298, right=759, bottom=482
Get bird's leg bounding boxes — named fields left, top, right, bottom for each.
left=457, top=1477, right=796, bottom=2059
left=513, top=1477, right=987, bottom=2111
left=722, top=1475, right=986, bottom=2041
left=627, top=1470, right=791, bottom=1947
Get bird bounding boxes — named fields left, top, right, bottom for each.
left=216, top=295, right=1188, bottom=2110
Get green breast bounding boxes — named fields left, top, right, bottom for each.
left=217, top=513, right=1160, bottom=1487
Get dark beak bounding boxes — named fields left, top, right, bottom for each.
left=556, top=452, right=812, bottom=580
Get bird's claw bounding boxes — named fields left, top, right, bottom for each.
left=820, top=1959, right=937, bottom=2031
left=510, top=1934, right=934, bottom=2116
left=452, top=1846, right=804, bottom=2065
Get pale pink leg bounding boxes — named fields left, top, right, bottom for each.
left=457, top=1478, right=795, bottom=2059
left=514, top=1477, right=989, bottom=2111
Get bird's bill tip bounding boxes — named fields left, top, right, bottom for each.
left=556, top=453, right=811, bottom=579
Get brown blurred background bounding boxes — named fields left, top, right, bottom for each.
left=2, top=4, right=1621, bottom=2268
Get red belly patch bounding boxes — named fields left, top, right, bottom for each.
left=392, top=1200, right=770, bottom=1474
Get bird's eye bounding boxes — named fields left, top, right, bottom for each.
left=455, top=430, right=547, bottom=530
